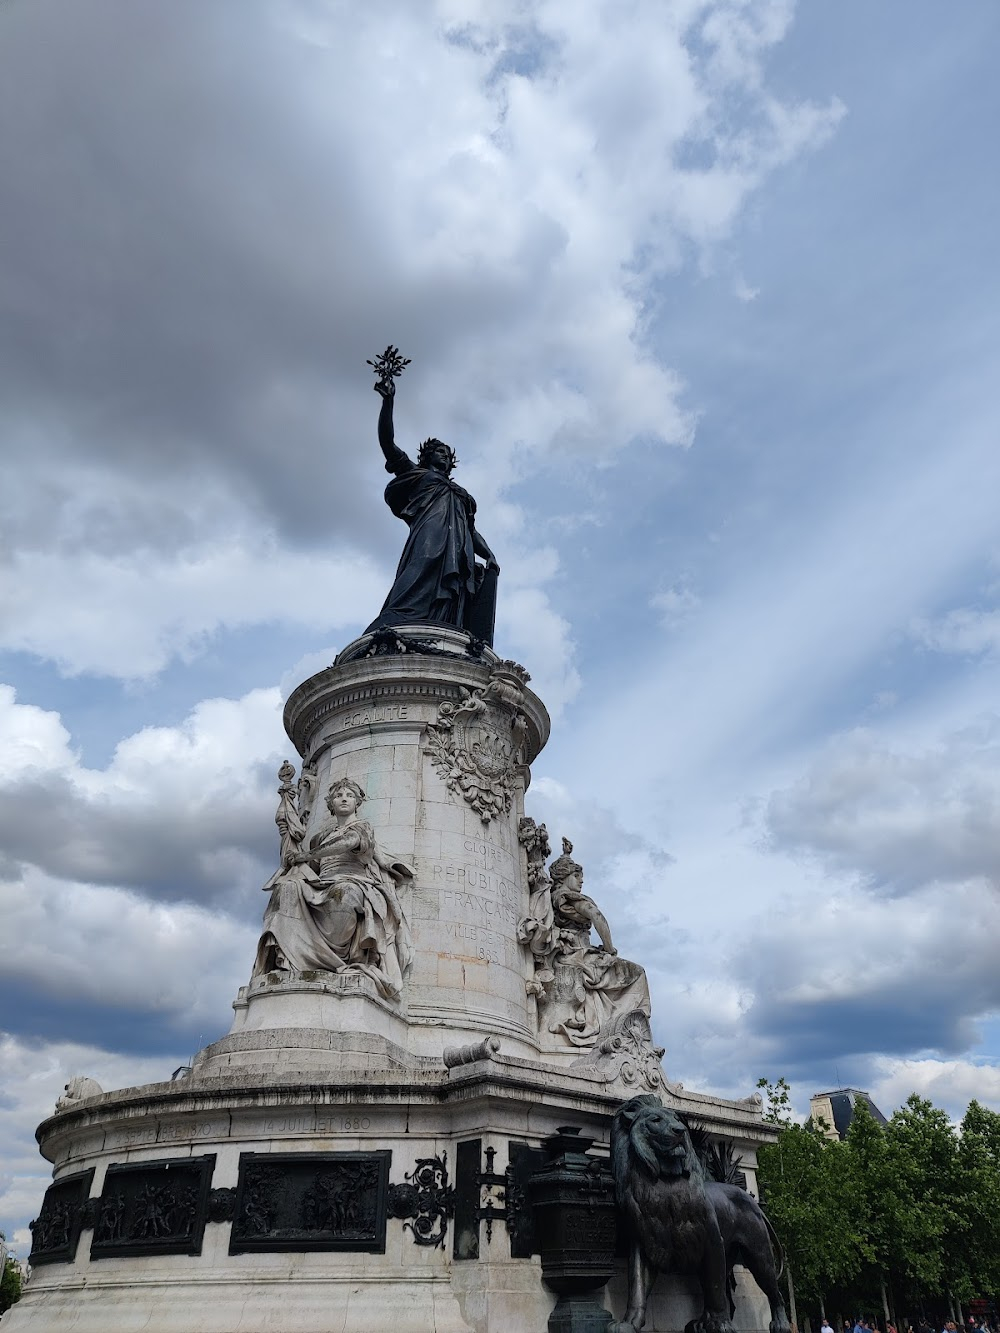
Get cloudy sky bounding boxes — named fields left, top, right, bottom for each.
left=3, top=0, right=1000, bottom=1251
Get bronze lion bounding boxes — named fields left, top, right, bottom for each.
left=610, top=1095, right=791, bottom=1333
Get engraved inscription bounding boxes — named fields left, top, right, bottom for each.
left=263, top=1116, right=315, bottom=1135
left=432, top=863, right=518, bottom=899
left=441, top=887, right=518, bottom=928
left=442, top=922, right=504, bottom=964
left=342, top=704, right=409, bottom=729
left=242, top=1115, right=376, bottom=1136
left=157, top=1121, right=226, bottom=1143
left=110, top=1126, right=157, bottom=1150
left=462, top=837, right=514, bottom=870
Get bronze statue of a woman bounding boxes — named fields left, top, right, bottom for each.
left=364, top=348, right=499, bottom=644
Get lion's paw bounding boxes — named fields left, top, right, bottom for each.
left=689, top=1316, right=737, bottom=1333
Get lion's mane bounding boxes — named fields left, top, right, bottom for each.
left=612, top=1094, right=706, bottom=1204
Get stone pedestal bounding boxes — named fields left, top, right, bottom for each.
left=278, top=632, right=549, bottom=1060
left=7, top=629, right=781, bottom=1333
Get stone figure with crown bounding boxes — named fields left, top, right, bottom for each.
left=253, top=764, right=413, bottom=1002
left=517, top=820, right=653, bottom=1050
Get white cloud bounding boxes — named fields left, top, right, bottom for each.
left=497, top=585, right=579, bottom=716
left=733, top=277, right=760, bottom=303
left=869, top=1056, right=1000, bottom=1123
left=764, top=718, right=1000, bottom=891
left=0, top=684, right=287, bottom=903
left=912, top=606, right=1000, bottom=661
left=651, top=582, right=702, bottom=628
left=734, top=877, right=1000, bottom=1068
left=0, top=519, right=387, bottom=680
left=0, top=869, right=254, bottom=1022
left=0, top=1035, right=185, bottom=1253
left=0, top=0, right=842, bottom=682
left=0, top=688, right=78, bottom=776
left=551, top=387, right=1000, bottom=840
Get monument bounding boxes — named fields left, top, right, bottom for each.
left=8, top=351, right=781, bottom=1333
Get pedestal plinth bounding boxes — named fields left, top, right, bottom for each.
left=277, top=631, right=550, bottom=1061
left=9, top=629, right=783, bottom=1333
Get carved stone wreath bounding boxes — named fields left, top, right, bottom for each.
left=424, top=663, right=530, bottom=826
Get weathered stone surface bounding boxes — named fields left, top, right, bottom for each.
left=570, top=1012, right=667, bottom=1096
left=518, top=824, right=653, bottom=1053
left=251, top=768, right=413, bottom=1002
left=55, top=1076, right=104, bottom=1112
left=279, top=653, right=549, bottom=1059
left=8, top=650, right=782, bottom=1333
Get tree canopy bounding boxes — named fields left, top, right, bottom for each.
left=755, top=1082, right=1000, bottom=1326
left=0, top=1232, right=23, bottom=1315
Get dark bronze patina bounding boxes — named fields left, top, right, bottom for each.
left=610, top=1096, right=791, bottom=1333
left=528, top=1126, right=617, bottom=1333
left=365, top=346, right=499, bottom=644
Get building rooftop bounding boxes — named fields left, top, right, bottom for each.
left=810, top=1088, right=888, bottom=1140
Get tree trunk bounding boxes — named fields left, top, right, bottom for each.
left=882, top=1279, right=892, bottom=1331
left=787, top=1263, right=799, bottom=1333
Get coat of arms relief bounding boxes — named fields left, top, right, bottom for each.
left=423, top=661, right=531, bottom=825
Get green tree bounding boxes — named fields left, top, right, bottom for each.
left=756, top=1079, right=866, bottom=1321
left=892, top=1096, right=966, bottom=1315
left=951, top=1101, right=1000, bottom=1309
left=845, top=1097, right=910, bottom=1320
left=757, top=1076, right=794, bottom=1125
left=847, top=1094, right=980, bottom=1323
left=754, top=1081, right=1000, bottom=1325
left=0, top=1233, right=23, bottom=1314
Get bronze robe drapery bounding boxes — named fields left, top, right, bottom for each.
left=366, top=447, right=479, bottom=633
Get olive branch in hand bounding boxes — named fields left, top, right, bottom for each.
left=366, top=345, right=411, bottom=389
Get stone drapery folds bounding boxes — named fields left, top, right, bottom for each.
left=517, top=819, right=652, bottom=1047
left=253, top=766, right=413, bottom=1002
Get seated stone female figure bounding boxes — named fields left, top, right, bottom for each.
left=548, top=838, right=616, bottom=955
left=253, top=777, right=412, bottom=1001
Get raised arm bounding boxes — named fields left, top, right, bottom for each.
left=374, top=379, right=411, bottom=473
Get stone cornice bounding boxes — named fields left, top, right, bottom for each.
left=37, top=1059, right=775, bottom=1161
left=283, top=656, right=550, bottom=761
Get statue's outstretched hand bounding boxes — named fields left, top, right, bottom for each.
left=373, top=378, right=395, bottom=400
